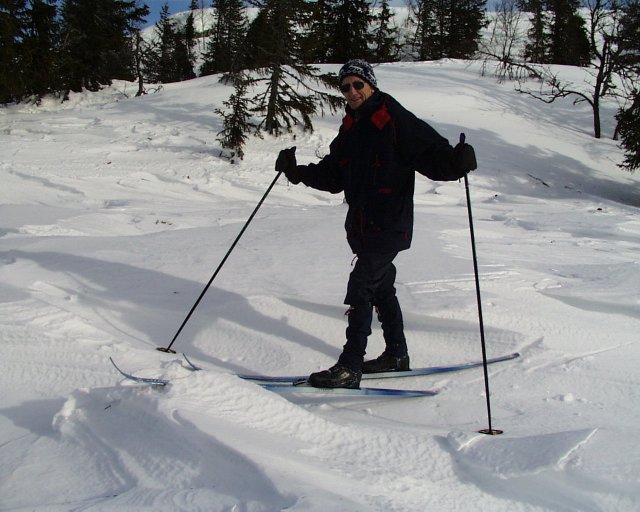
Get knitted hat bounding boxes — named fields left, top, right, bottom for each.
left=338, top=59, right=377, bottom=89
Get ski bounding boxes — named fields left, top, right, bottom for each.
left=110, top=357, right=436, bottom=397
left=110, top=357, right=169, bottom=386
left=262, top=382, right=438, bottom=397
left=182, top=353, right=201, bottom=371
left=236, top=352, right=520, bottom=384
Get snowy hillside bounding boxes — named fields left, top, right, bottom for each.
left=1, top=61, right=639, bottom=511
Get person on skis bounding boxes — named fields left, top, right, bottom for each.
left=275, top=59, right=477, bottom=388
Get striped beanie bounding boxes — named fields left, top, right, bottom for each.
left=338, top=59, right=377, bottom=89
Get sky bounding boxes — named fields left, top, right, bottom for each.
left=142, top=0, right=197, bottom=26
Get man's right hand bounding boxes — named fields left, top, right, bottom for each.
left=275, top=147, right=301, bottom=184
left=455, top=134, right=477, bottom=173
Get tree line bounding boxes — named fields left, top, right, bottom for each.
left=1, top=0, right=638, bottom=170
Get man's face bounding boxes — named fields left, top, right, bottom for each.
left=340, top=76, right=374, bottom=110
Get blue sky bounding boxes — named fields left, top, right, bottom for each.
left=143, top=1, right=197, bottom=27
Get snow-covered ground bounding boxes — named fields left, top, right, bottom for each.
left=1, top=60, right=639, bottom=511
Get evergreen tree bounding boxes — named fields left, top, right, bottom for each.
left=184, top=2, right=198, bottom=65
left=147, top=3, right=176, bottom=82
left=215, top=73, right=255, bottom=161
left=449, top=0, right=486, bottom=58
left=520, top=0, right=589, bottom=65
left=328, top=0, right=373, bottom=62
left=114, top=2, right=150, bottom=84
left=247, top=0, right=341, bottom=136
left=411, top=0, right=443, bottom=60
left=520, top=0, right=550, bottom=63
left=616, top=1, right=640, bottom=171
left=547, top=0, right=590, bottom=66
left=201, top=0, right=248, bottom=76
left=412, top=0, right=485, bottom=60
left=145, top=3, right=193, bottom=83
left=58, top=0, right=148, bottom=93
left=174, top=26, right=196, bottom=80
left=616, top=91, right=640, bottom=172
left=618, top=0, right=640, bottom=75
left=372, top=0, right=399, bottom=62
left=0, top=0, right=28, bottom=102
left=20, top=0, right=60, bottom=99
left=303, top=0, right=333, bottom=63
left=245, top=4, right=278, bottom=68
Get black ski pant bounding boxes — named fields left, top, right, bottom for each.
left=337, top=252, right=408, bottom=372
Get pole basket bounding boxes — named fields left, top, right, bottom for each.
left=479, top=428, right=504, bottom=436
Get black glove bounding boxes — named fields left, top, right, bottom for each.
left=454, top=133, right=477, bottom=173
left=275, top=147, right=301, bottom=184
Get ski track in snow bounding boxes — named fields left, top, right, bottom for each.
left=1, top=62, right=640, bottom=511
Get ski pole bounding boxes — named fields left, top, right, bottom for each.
left=460, top=133, right=503, bottom=436
left=158, top=170, right=284, bottom=353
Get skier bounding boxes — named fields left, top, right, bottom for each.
left=275, top=59, right=477, bottom=388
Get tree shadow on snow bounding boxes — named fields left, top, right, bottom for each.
left=5, top=249, right=338, bottom=373
left=434, top=124, right=640, bottom=209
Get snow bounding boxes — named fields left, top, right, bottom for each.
left=1, top=60, right=639, bottom=511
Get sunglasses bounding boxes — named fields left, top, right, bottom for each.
left=340, top=81, right=366, bottom=93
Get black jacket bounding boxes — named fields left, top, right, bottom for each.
left=297, top=90, right=467, bottom=254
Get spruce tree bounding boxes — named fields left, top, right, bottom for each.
left=618, top=0, right=640, bottom=75
left=201, top=0, right=248, bottom=76
left=411, top=0, right=443, bottom=60
left=145, top=4, right=172, bottom=82
left=547, top=0, right=590, bottom=66
left=145, top=3, right=194, bottom=83
left=616, top=1, right=640, bottom=172
left=616, top=91, right=640, bottom=172
left=247, top=0, right=342, bottom=136
left=303, top=0, right=333, bottom=63
left=449, top=0, right=486, bottom=58
left=372, top=0, right=399, bottom=62
left=58, top=0, right=148, bottom=93
left=215, top=73, right=255, bottom=161
left=520, top=0, right=550, bottom=63
left=245, top=6, right=276, bottom=69
left=328, top=0, right=373, bottom=62
left=184, top=3, right=198, bottom=66
left=0, top=0, right=28, bottom=102
left=174, top=26, right=196, bottom=81
left=412, top=0, right=485, bottom=60
left=115, top=2, right=150, bottom=84
left=19, top=0, right=60, bottom=99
